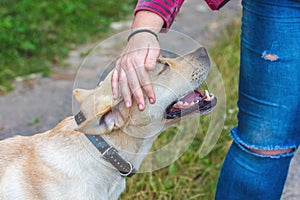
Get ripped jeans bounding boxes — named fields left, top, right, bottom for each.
left=215, top=0, right=300, bottom=199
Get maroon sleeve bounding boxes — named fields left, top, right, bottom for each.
left=134, top=0, right=230, bottom=30
left=204, top=0, right=230, bottom=10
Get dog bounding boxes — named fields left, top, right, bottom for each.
left=0, top=47, right=216, bottom=200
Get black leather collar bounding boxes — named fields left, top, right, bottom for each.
left=75, top=111, right=136, bottom=177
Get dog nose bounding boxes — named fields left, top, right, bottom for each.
left=195, top=47, right=208, bottom=59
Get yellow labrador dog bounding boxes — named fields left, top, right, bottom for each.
left=0, top=47, right=216, bottom=200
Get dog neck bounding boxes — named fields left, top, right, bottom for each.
left=56, top=116, right=158, bottom=177
left=45, top=116, right=159, bottom=185
left=84, top=134, right=136, bottom=177
left=73, top=108, right=161, bottom=175
left=87, top=128, right=159, bottom=174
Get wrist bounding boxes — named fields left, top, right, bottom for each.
left=127, top=29, right=159, bottom=42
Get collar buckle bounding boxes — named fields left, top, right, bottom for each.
left=85, top=134, right=137, bottom=178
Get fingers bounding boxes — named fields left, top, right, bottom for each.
left=123, top=63, right=145, bottom=111
left=134, top=56, right=156, bottom=105
left=140, top=48, right=159, bottom=104
left=112, top=33, right=160, bottom=111
left=114, top=54, right=155, bottom=111
left=114, top=55, right=147, bottom=111
left=112, top=68, right=119, bottom=100
left=118, top=68, right=133, bottom=108
left=145, top=48, right=160, bottom=71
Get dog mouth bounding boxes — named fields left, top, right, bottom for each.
left=165, top=89, right=217, bottom=119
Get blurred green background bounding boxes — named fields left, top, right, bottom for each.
left=0, top=0, right=136, bottom=92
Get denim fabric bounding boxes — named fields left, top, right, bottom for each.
left=215, top=0, right=300, bottom=199
left=235, top=0, right=300, bottom=152
left=215, top=142, right=293, bottom=200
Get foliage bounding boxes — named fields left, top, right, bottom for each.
left=0, top=0, right=136, bottom=92
left=122, top=19, right=241, bottom=200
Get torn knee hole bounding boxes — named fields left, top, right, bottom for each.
left=261, top=51, right=279, bottom=61
left=246, top=147, right=294, bottom=156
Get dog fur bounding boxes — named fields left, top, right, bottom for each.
left=0, top=48, right=214, bottom=200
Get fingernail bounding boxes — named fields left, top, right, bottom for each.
left=149, top=97, right=155, bottom=104
left=138, top=103, right=144, bottom=111
left=126, top=101, right=131, bottom=108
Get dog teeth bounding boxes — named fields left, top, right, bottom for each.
left=174, top=100, right=197, bottom=107
left=174, top=101, right=182, bottom=106
left=205, top=90, right=211, bottom=101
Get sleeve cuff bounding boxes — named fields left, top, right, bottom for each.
left=204, top=0, right=230, bottom=10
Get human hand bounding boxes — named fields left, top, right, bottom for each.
left=112, top=30, right=160, bottom=111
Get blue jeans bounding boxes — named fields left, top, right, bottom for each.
left=215, top=0, right=300, bottom=199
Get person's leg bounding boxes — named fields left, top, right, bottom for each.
left=215, top=142, right=293, bottom=200
left=215, top=0, right=300, bottom=199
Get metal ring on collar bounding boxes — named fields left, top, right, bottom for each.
left=119, top=161, right=134, bottom=177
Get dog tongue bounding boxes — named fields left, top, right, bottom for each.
left=173, top=89, right=204, bottom=109
left=183, top=89, right=204, bottom=102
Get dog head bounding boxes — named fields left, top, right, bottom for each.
left=73, top=47, right=217, bottom=136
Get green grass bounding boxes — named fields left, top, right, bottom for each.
left=121, top=19, right=241, bottom=200
left=0, top=0, right=136, bottom=92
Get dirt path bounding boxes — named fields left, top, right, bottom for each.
left=0, top=0, right=298, bottom=199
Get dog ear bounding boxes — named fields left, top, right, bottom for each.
left=75, top=109, right=117, bottom=135
left=73, top=89, right=93, bottom=103
left=74, top=71, right=123, bottom=135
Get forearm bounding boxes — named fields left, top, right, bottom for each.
left=134, top=0, right=185, bottom=30
left=132, top=11, right=165, bottom=33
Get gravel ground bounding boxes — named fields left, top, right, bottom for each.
left=0, top=0, right=298, bottom=199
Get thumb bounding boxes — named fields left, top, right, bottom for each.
left=145, top=48, right=160, bottom=71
